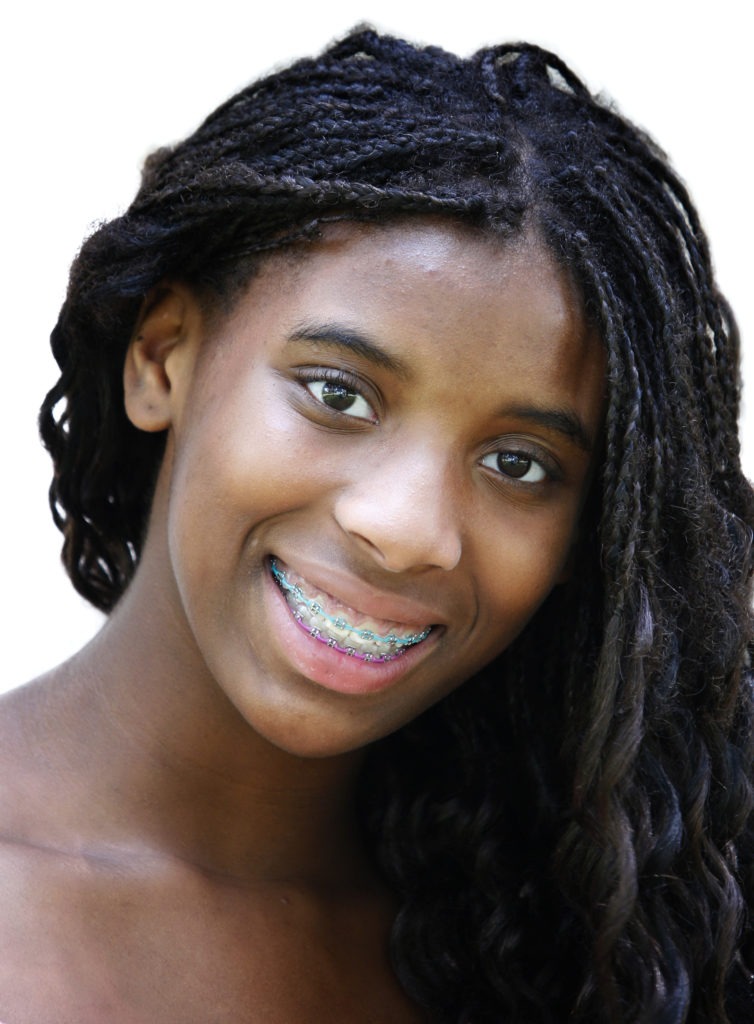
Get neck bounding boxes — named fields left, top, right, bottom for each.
left=13, top=559, right=372, bottom=889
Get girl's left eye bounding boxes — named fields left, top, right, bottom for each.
left=305, top=379, right=376, bottom=421
left=480, top=450, right=548, bottom=484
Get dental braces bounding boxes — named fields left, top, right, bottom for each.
left=270, top=560, right=431, bottom=649
left=293, top=619, right=401, bottom=663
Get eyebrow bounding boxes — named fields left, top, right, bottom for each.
left=288, top=321, right=595, bottom=453
left=287, top=322, right=411, bottom=379
left=503, top=405, right=595, bottom=453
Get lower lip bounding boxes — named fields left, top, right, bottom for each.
left=263, top=562, right=436, bottom=696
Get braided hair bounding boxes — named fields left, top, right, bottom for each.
left=41, top=28, right=754, bottom=1023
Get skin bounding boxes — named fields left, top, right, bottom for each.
left=0, top=219, right=605, bottom=1023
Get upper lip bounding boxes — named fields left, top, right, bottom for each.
left=270, top=555, right=445, bottom=629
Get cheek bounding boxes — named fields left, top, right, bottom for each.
left=164, top=390, right=325, bottom=594
left=472, top=507, right=579, bottom=661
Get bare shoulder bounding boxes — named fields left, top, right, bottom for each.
left=0, top=676, right=426, bottom=1023
left=0, top=671, right=145, bottom=1021
left=0, top=668, right=80, bottom=836
left=0, top=673, right=99, bottom=1019
left=0, top=842, right=426, bottom=1023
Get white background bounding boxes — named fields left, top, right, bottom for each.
left=1, top=1, right=750, bottom=692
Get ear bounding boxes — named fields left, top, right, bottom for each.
left=123, top=285, right=198, bottom=432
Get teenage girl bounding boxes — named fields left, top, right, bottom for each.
left=0, top=29, right=751, bottom=1024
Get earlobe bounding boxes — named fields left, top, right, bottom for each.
left=123, top=286, right=195, bottom=432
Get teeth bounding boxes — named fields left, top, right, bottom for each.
left=293, top=591, right=399, bottom=656
left=270, top=560, right=431, bottom=660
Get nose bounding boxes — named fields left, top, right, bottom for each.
left=332, top=444, right=463, bottom=573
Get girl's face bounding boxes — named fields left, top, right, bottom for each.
left=128, top=220, right=605, bottom=758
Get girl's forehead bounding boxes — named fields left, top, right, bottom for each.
left=246, top=218, right=594, bottom=359
left=255, top=217, right=586, bottom=318
left=201, top=218, right=604, bottom=446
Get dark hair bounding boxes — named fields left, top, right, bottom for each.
left=41, top=27, right=754, bottom=1023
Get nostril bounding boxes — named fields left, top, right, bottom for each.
left=333, top=493, right=462, bottom=573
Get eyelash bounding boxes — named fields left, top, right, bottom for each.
left=296, top=368, right=558, bottom=487
left=479, top=449, right=554, bottom=486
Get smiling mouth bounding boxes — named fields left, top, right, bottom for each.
left=269, top=559, right=432, bottom=663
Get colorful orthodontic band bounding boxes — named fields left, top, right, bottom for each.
left=270, top=558, right=431, bottom=662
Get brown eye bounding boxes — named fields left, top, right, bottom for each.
left=305, top=379, right=376, bottom=421
left=481, top=450, right=547, bottom=484
left=321, top=381, right=358, bottom=411
left=498, top=452, right=532, bottom=478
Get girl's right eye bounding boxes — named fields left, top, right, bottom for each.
left=481, top=450, right=548, bottom=484
left=305, top=378, right=377, bottom=422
